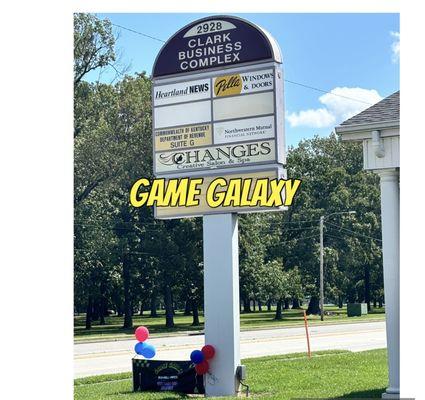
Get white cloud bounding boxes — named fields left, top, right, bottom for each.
left=286, top=107, right=335, bottom=128
left=390, top=31, right=400, bottom=63
left=286, top=87, right=383, bottom=128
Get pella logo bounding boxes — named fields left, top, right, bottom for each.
left=214, top=74, right=242, bottom=97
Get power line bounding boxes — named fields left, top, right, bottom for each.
left=74, top=222, right=318, bottom=235
left=280, top=234, right=319, bottom=244
left=256, top=226, right=318, bottom=234
left=74, top=233, right=319, bottom=256
left=74, top=220, right=319, bottom=239
left=74, top=248, right=180, bottom=257
left=279, top=226, right=319, bottom=232
left=111, top=23, right=166, bottom=43
left=268, top=219, right=319, bottom=225
left=283, top=80, right=373, bottom=105
left=74, top=217, right=320, bottom=228
left=326, top=224, right=382, bottom=242
left=109, top=23, right=374, bottom=106
left=324, top=233, right=380, bottom=247
left=324, top=221, right=382, bottom=242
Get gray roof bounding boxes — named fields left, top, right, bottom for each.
left=339, top=91, right=399, bottom=127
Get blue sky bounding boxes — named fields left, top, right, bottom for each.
left=88, top=13, right=399, bottom=147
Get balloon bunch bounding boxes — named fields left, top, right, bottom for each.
left=190, top=344, right=216, bottom=375
left=134, top=326, right=156, bottom=359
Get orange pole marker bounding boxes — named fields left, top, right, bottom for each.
left=303, top=310, right=312, bottom=358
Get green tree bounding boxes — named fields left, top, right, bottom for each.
left=74, top=14, right=384, bottom=332
left=74, top=14, right=116, bottom=86
left=277, top=134, right=382, bottom=313
left=239, top=214, right=273, bottom=312
left=261, top=260, right=289, bottom=320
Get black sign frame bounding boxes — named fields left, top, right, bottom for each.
left=152, top=15, right=281, bottom=78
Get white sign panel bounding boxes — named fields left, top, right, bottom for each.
left=183, top=20, right=237, bottom=38
left=213, top=91, right=274, bottom=121
left=155, top=123, right=212, bottom=151
left=154, top=79, right=211, bottom=106
left=214, top=116, right=275, bottom=144
left=155, top=139, right=276, bottom=173
left=155, top=167, right=286, bottom=219
left=213, top=69, right=274, bottom=97
left=154, top=100, right=211, bottom=129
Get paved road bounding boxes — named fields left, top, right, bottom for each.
left=74, top=321, right=386, bottom=378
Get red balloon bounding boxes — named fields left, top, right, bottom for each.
left=201, top=344, right=215, bottom=360
left=135, top=326, right=149, bottom=342
left=195, top=360, right=209, bottom=375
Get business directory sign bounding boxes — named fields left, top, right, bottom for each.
left=151, top=15, right=286, bottom=218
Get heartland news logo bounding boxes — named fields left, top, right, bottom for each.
left=158, top=141, right=273, bottom=169
left=155, top=82, right=209, bottom=101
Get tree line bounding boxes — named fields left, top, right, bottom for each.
left=74, top=14, right=384, bottom=330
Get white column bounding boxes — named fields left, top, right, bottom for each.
left=203, top=213, right=240, bottom=397
left=377, top=169, right=400, bottom=398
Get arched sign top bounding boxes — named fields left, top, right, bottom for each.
left=152, top=15, right=282, bottom=78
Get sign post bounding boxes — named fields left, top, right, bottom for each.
left=203, top=214, right=240, bottom=396
left=151, top=15, right=285, bottom=396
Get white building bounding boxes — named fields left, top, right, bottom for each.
left=335, top=91, right=400, bottom=398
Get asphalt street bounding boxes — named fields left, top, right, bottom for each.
left=74, top=321, right=386, bottom=378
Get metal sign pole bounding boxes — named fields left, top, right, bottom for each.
left=203, top=213, right=241, bottom=397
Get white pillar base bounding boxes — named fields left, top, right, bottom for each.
left=203, top=213, right=241, bottom=397
left=376, top=168, right=400, bottom=397
left=382, top=388, right=400, bottom=399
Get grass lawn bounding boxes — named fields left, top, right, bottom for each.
left=74, top=306, right=385, bottom=342
left=74, top=349, right=388, bottom=399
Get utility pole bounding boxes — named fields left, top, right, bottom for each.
left=319, top=215, right=324, bottom=321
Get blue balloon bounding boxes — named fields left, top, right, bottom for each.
left=135, top=342, right=147, bottom=355
left=190, top=350, right=204, bottom=364
left=141, top=343, right=156, bottom=359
